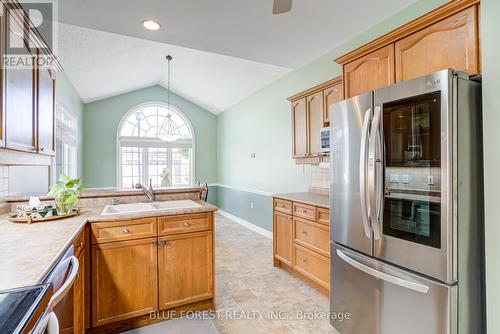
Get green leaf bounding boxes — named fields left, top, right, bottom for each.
left=63, top=193, right=78, bottom=206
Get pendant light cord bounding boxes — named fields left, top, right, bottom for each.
left=166, top=55, right=172, bottom=112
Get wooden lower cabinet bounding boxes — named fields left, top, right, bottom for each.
left=273, top=197, right=330, bottom=294
left=158, top=231, right=213, bottom=309
left=91, top=238, right=159, bottom=327
left=273, top=211, right=293, bottom=266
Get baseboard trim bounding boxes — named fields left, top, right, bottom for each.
left=217, top=209, right=272, bottom=239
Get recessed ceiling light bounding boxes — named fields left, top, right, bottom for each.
left=142, top=20, right=161, bottom=31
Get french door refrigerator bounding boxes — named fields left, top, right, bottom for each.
left=329, top=69, right=484, bottom=334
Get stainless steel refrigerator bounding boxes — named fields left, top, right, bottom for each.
left=329, top=69, right=484, bottom=334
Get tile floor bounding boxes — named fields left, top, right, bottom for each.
left=123, top=213, right=336, bottom=334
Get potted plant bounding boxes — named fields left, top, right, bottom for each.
left=49, top=174, right=84, bottom=215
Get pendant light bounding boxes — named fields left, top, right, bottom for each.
left=157, top=55, right=181, bottom=142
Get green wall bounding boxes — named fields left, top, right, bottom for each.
left=82, top=85, right=217, bottom=188
left=215, top=0, right=447, bottom=231
left=480, top=0, right=500, bottom=332
left=55, top=72, right=85, bottom=177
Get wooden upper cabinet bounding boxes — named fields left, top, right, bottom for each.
left=395, top=7, right=479, bottom=82
left=306, top=91, right=323, bottom=157
left=158, top=231, right=213, bottom=310
left=37, top=61, right=56, bottom=155
left=291, top=98, right=307, bottom=158
left=91, top=238, right=158, bottom=327
left=323, top=82, right=342, bottom=125
left=343, top=44, right=395, bottom=98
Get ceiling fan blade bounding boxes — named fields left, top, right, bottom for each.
left=272, top=0, right=292, bottom=14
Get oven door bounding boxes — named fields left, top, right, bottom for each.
left=371, top=69, right=454, bottom=283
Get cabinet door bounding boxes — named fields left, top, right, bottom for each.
left=158, top=231, right=213, bottom=310
left=273, top=211, right=293, bottom=266
left=92, top=238, right=158, bottom=327
left=395, top=6, right=479, bottom=82
left=291, top=98, right=307, bottom=158
left=73, top=249, right=85, bottom=334
left=4, top=32, right=36, bottom=152
left=306, top=91, right=323, bottom=157
left=343, top=44, right=395, bottom=98
left=323, top=83, right=342, bottom=125
left=37, top=62, right=55, bottom=155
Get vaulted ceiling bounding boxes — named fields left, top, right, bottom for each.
left=57, top=0, right=418, bottom=113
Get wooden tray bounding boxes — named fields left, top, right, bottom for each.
left=9, top=209, right=80, bottom=224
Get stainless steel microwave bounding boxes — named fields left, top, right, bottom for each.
left=320, top=127, right=330, bottom=153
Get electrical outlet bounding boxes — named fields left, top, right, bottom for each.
left=250, top=153, right=256, bottom=159
left=401, top=175, right=409, bottom=184
left=390, top=174, right=399, bottom=183
left=250, top=202, right=254, bottom=209
left=427, top=175, right=434, bottom=185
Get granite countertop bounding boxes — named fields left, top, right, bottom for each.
left=273, top=192, right=330, bottom=209
left=0, top=200, right=217, bottom=291
left=4, top=185, right=204, bottom=202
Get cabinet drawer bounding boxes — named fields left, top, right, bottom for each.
left=293, top=244, right=330, bottom=290
left=294, top=218, right=329, bottom=258
left=91, top=218, right=157, bottom=244
left=73, top=227, right=86, bottom=257
left=158, top=213, right=212, bottom=236
left=293, top=202, right=316, bottom=221
left=274, top=199, right=292, bottom=215
left=317, top=208, right=330, bottom=225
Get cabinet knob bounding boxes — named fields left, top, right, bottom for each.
left=123, top=228, right=129, bottom=234
left=152, top=240, right=157, bottom=245
left=160, top=240, right=167, bottom=246
left=184, top=222, right=191, bottom=227
left=302, top=231, right=308, bottom=235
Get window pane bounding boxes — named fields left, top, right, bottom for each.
left=120, top=147, right=144, bottom=188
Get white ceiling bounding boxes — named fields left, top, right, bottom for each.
left=56, top=0, right=419, bottom=113
left=58, top=23, right=291, bottom=112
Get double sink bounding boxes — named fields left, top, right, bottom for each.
left=101, top=199, right=202, bottom=216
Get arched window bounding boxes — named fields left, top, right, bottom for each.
left=117, top=103, right=194, bottom=189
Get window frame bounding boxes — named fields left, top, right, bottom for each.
left=54, top=102, right=78, bottom=182
left=116, top=102, right=196, bottom=188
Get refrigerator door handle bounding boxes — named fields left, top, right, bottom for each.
left=336, top=249, right=430, bottom=294
left=359, top=108, right=372, bottom=239
left=368, top=105, right=383, bottom=239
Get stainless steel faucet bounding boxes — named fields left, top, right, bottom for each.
left=134, top=179, right=156, bottom=202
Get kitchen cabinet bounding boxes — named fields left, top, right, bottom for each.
left=273, top=196, right=330, bottom=294
left=306, top=91, right=323, bottom=157
left=291, top=98, right=307, bottom=158
left=323, top=82, right=342, bottom=125
left=36, top=60, right=56, bottom=155
left=273, top=209, right=293, bottom=267
left=336, top=2, right=480, bottom=97
left=91, top=238, right=159, bottom=327
left=288, top=76, right=342, bottom=163
left=395, top=6, right=479, bottom=82
left=343, top=44, right=395, bottom=98
left=4, top=34, right=37, bottom=153
left=158, top=231, right=213, bottom=309
left=89, top=212, right=215, bottom=331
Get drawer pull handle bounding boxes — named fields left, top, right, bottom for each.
left=302, top=231, right=308, bottom=235
left=184, top=222, right=191, bottom=227
left=123, top=228, right=130, bottom=234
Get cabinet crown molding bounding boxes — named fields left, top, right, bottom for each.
left=334, top=0, right=479, bottom=65
left=287, top=76, right=342, bottom=102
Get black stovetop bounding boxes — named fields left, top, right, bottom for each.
left=0, top=284, right=52, bottom=334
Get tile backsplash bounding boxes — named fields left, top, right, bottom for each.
left=0, top=165, right=8, bottom=202
left=310, top=164, right=330, bottom=191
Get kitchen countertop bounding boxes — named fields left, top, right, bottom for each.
left=4, top=185, right=204, bottom=202
left=273, top=192, right=329, bottom=209
left=0, top=200, right=217, bottom=291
